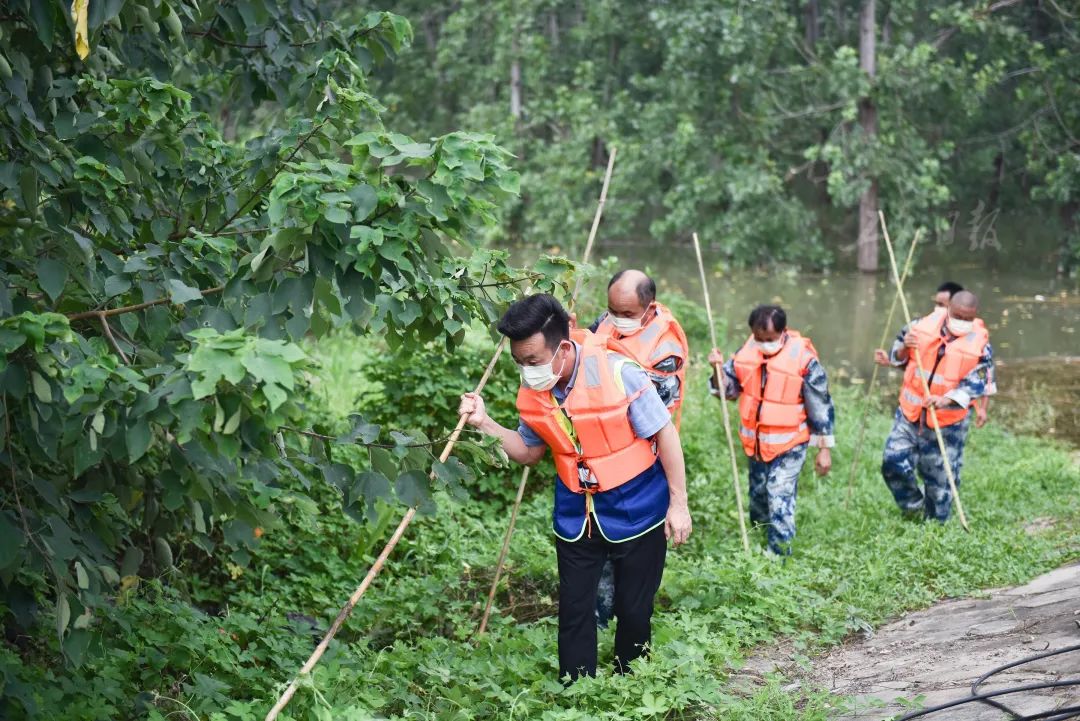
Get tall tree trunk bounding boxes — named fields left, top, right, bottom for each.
left=857, top=0, right=879, bottom=273
left=852, top=273, right=878, bottom=375
left=548, top=12, right=560, bottom=48
left=805, top=0, right=820, bottom=48
left=988, top=151, right=1004, bottom=209
left=603, top=36, right=619, bottom=105
left=1059, top=202, right=1078, bottom=277
left=510, top=35, right=522, bottom=125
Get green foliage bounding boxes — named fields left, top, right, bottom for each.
left=377, top=0, right=1079, bottom=267
left=5, top=327, right=1077, bottom=721
left=0, top=0, right=576, bottom=653
left=2, top=2, right=1078, bottom=719
left=353, top=334, right=525, bottom=499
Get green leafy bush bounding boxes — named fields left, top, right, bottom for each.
left=5, top=331, right=1077, bottom=721
left=0, top=0, right=572, bottom=660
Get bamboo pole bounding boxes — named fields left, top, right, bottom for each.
left=476, top=147, right=618, bottom=636
left=475, top=463, right=528, bottom=637
left=844, top=230, right=920, bottom=507
left=879, top=211, right=970, bottom=532
left=571, top=147, right=617, bottom=303
left=265, top=337, right=508, bottom=721
left=691, top=233, right=750, bottom=552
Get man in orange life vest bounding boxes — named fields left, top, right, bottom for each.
left=879, top=290, right=995, bottom=521
left=707, top=305, right=835, bottom=556
left=458, top=293, right=692, bottom=680
left=588, top=269, right=689, bottom=627
left=591, top=270, right=689, bottom=419
left=875, top=281, right=994, bottom=427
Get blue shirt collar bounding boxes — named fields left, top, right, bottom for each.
left=553, top=341, right=582, bottom=401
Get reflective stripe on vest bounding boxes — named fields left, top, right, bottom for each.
left=595, top=302, right=689, bottom=426
left=516, top=332, right=658, bottom=494
left=650, top=340, right=685, bottom=362
left=740, top=422, right=808, bottom=447
left=901, top=388, right=923, bottom=408
left=732, top=331, right=816, bottom=462
left=898, top=315, right=988, bottom=429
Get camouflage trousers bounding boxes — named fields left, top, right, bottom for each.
left=880, top=407, right=970, bottom=522
left=748, top=442, right=808, bottom=556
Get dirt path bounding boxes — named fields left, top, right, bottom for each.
left=740, top=563, right=1080, bottom=720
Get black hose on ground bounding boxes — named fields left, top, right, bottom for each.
left=895, top=681, right=1080, bottom=719
left=893, top=644, right=1080, bottom=720
left=971, top=643, right=1080, bottom=719
left=1019, top=706, right=1080, bottom=721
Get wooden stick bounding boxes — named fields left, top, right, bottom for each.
left=692, top=232, right=750, bottom=553
left=265, top=336, right=508, bottom=721
left=844, top=230, right=920, bottom=507
left=571, top=147, right=617, bottom=304
left=475, top=463, right=528, bottom=636
left=879, top=211, right=970, bottom=532
left=477, top=148, right=618, bottom=636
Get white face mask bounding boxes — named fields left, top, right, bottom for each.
left=518, top=344, right=568, bottom=391
left=756, top=336, right=784, bottom=356
left=608, top=305, right=650, bottom=335
left=610, top=314, right=642, bottom=334
left=947, top=316, right=974, bottom=336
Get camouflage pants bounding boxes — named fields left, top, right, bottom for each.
left=880, top=407, right=970, bottom=521
left=748, top=443, right=808, bottom=555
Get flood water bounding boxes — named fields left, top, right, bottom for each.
left=537, top=240, right=1080, bottom=444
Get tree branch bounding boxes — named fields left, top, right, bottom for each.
left=185, top=22, right=375, bottom=50
left=210, top=120, right=328, bottom=236
left=184, top=28, right=324, bottom=49
left=2, top=397, right=63, bottom=597
left=1043, top=79, right=1078, bottom=145
left=98, top=314, right=131, bottom=364
left=215, top=226, right=270, bottom=237
left=279, top=425, right=481, bottom=450
left=932, top=0, right=1026, bottom=50
left=185, top=29, right=268, bottom=49
left=460, top=273, right=543, bottom=289
left=368, top=167, right=439, bottom=223
left=66, top=286, right=225, bottom=321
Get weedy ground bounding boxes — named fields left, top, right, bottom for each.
left=4, top=327, right=1078, bottom=721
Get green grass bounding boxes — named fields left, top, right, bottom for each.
left=3, top=330, right=1078, bottom=721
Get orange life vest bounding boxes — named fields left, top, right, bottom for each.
left=731, top=331, right=817, bottom=462
left=516, top=333, right=659, bottom=494
left=595, top=302, right=689, bottom=426
left=898, top=315, right=989, bottom=428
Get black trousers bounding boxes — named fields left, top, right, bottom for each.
left=555, top=524, right=667, bottom=680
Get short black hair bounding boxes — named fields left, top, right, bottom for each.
left=497, top=294, right=570, bottom=351
left=936, top=281, right=964, bottom=297
left=748, top=305, right=787, bottom=333
left=608, top=270, right=656, bottom=306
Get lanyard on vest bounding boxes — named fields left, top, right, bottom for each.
left=553, top=392, right=603, bottom=537
left=551, top=392, right=598, bottom=493
left=551, top=392, right=580, bottom=451
left=919, top=330, right=957, bottom=426
left=749, top=360, right=767, bottom=460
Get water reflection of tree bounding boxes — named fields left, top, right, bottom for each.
left=993, top=360, right=1080, bottom=446
left=850, top=274, right=879, bottom=383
